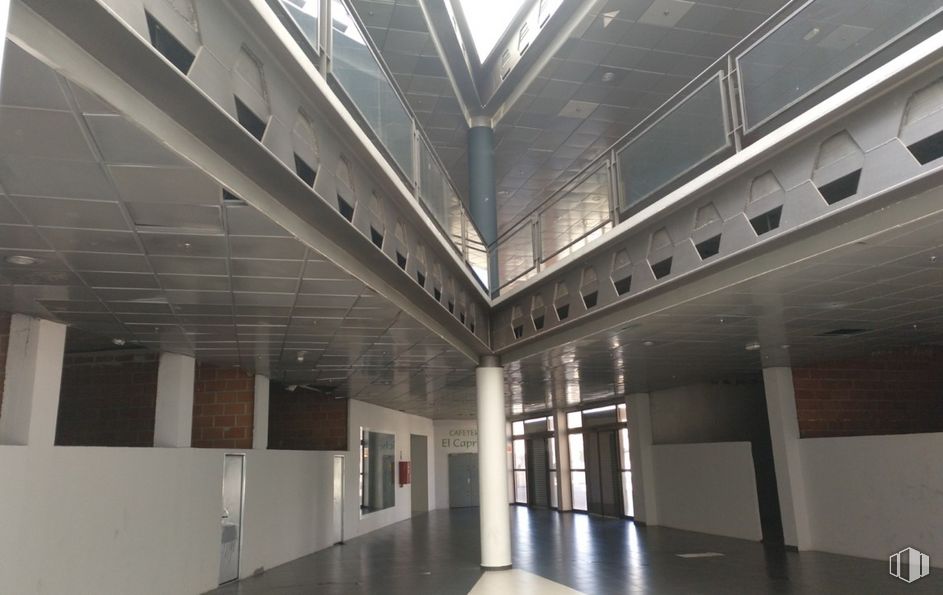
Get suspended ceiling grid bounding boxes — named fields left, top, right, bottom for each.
left=0, top=41, right=478, bottom=418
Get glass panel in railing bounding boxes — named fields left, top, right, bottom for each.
left=418, top=140, right=448, bottom=226
left=539, top=162, right=611, bottom=263
left=618, top=73, right=730, bottom=211
left=279, top=0, right=320, bottom=50
left=447, top=191, right=465, bottom=253
left=497, top=224, right=535, bottom=288
left=331, top=0, right=414, bottom=175
left=465, top=215, right=489, bottom=289
left=738, top=0, right=943, bottom=131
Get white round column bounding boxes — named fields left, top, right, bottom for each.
left=476, top=355, right=512, bottom=570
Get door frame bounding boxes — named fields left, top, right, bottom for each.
left=333, top=454, right=345, bottom=545
left=221, top=453, right=247, bottom=584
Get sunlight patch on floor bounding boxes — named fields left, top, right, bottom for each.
left=468, top=569, right=585, bottom=595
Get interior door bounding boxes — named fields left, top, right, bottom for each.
left=597, top=430, right=623, bottom=518
left=410, top=434, right=429, bottom=513
left=448, top=453, right=479, bottom=507
left=526, top=438, right=549, bottom=508
left=333, top=455, right=344, bottom=544
left=584, top=431, right=624, bottom=518
left=219, top=454, right=245, bottom=585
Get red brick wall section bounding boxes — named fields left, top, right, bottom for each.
left=268, top=383, right=348, bottom=451
left=55, top=351, right=159, bottom=447
left=793, top=346, right=943, bottom=438
left=0, top=312, right=10, bottom=417
left=191, top=363, right=254, bottom=449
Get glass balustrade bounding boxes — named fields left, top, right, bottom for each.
left=273, top=0, right=490, bottom=293
left=275, top=0, right=940, bottom=298
left=490, top=0, right=940, bottom=295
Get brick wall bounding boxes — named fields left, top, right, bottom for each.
left=793, top=346, right=943, bottom=438
left=191, top=363, right=254, bottom=449
left=268, top=384, right=348, bottom=451
left=0, top=312, right=9, bottom=416
left=55, top=351, right=159, bottom=447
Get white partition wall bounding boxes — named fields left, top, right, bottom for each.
left=652, top=442, right=763, bottom=541
left=801, top=432, right=943, bottom=567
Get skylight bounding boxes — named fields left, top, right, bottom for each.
left=456, top=0, right=527, bottom=62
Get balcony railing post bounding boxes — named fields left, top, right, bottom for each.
left=607, top=150, right=620, bottom=226
left=531, top=216, right=542, bottom=273
left=320, top=0, right=332, bottom=76
left=726, top=54, right=743, bottom=152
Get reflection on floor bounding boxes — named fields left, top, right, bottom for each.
left=209, top=507, right=943, bottom=595
left=469, top=569, right=583, bottom=594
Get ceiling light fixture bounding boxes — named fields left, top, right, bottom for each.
left=642, top=340, right=655, bottom=347
left=745, top=341, right=761, bottom=351
left=602, top=71, right=615, bottom=83
left=112, top=338, right=126, bottom=346
left=803, top=27, right=820, bottom=41
left=296, top=351, right=306, bottom=363
left=4, top=255, right=38, bottom=266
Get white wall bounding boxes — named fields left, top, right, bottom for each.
left=801, top=432, right=943, bottom=567
left=432, top=419, right=478, bottom=510
left=0, top=398, right=440, bottom=595
left=345, top=400, right=435, bottom=539
left=239, top=450, right=338, bottom=576
left=652, top=442, right=763, bottom=541
left=0, top=446, right=224, bottom=595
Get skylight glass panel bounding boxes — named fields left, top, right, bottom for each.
left=457, top=0, right=526, bottom=62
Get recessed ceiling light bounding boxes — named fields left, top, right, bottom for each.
left=601, top=71, right=615, bottom=83
left=642, top=340, right=655, bottom=347
left=745, top=341, right=761, bottom=351
left=5, top=255, right=39, bottom=266
left=296, top=351, right=306, bottom=362
left=803, top=27, right=820, bottom=41
left=112, top=338, right=126, bottom=346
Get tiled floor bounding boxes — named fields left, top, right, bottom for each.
left=208, top=507, right=943, bottom=594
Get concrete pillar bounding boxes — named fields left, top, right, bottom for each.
left=468, top=122, right=499, bottom=292
left=252, top=374, right=269, bottom=449
left=553, top=409, right=572, bottom=511
left=0, top=315, right=66, bottom=446
left=476, top=355, right=511, bottom=570
left=154, top=352, right=196, bottom=448
left=626, top=392, right=658, bottom=525
left=762, top=367, right=812, bottom=550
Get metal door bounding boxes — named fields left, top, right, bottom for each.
left=219, top=454, right=245, bottom=584
left=448, top=453, right=479, bottom=507
left=333, top=455, right=344, bottom=544
left=526, top=438, right=549, bottom=508
left=597, top=430, right=623, bottom=518
left=410, top=434, right=429, bottom=513
left=584, top=431, right=623, bottom=518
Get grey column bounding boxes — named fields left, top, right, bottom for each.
left=253, top=374, right=270, bottom=449
left=154, top=353, right=196, bottom=448
left=763, top=367, right=812, bottom=550
left=626, top=392, right=658, bottom=525
left=0, top=315, right=67, bottom=446
left=468, top=123, right=499, bottom=293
